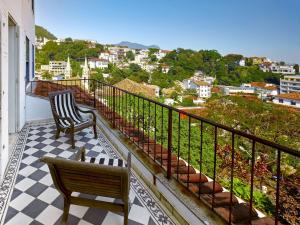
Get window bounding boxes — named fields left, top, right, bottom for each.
left=279, top=99, right=283, bottom=103
left=291, top=101, right=296, bottom=106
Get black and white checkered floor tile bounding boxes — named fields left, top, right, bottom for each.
left=0, top=122, right=175, bottom=225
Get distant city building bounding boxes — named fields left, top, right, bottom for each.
left=35, top=36, right=49, bottom=49
left=260, top=63, right=296, bottom=75
left=161, top=65, right=170, bottom=74
left=280, top=75, right=300, bottom=93
left=182, top=79, right=211, bottom=98
left=270, top=64, right=295, bottom=75
left=82, top=57, right=90, bottom=79
left=88, top=58, right=109, bottom=70
left=247, top=82, right=278, bottom=97
left=250, top=57, right=270, bottom=65
left=239, top=59, right=246, bottom=67
left=49, top=61, right=67, bottom=76
left=64, top=56, right=72, bottom=79
left=221, top=86, right=256, bottom=96
left=153, top=50, right=169, bottom=60
left=273, top=93, right=300, bottom=108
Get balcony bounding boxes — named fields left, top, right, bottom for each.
left=0, top=79, right=299, bottom=225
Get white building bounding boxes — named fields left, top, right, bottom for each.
left=49, top=61, right=67, bottom=76
left=161, top=65, right=170, bottom=74
left=182, top=79, right=212, bottom=98
left=154, top=50, right=168, bottom=60
left=280, top=75, right=300, bottom=93
left=64, top=56, right=72, bottom=79
left=89, top=58, right=109, bottom=70
left=270, top=64, right=295, bottom=75
left=260, top=63, right=296, bottom=75
left=35, top=36, right=49, bottom=49
left=222, top=86, right=255, bottom=95
left=0, top=0, right=35, bottom=177
left=273, top=93, right=300, bottom=108
left=82, top=57, right=90, bottom=79
left=239, top=59, right=246, bottom=67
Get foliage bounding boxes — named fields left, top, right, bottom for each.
left=35, top=25, right=56, bottom=40
left=181, top=96, right=195, bottom=107
left=222, top=178, right=275, bottom=215
left=294, top=64, right=299, bottom=74
left=36, top=40, right=104, bottom=76
left=41, top=71, right=53, bottom=80
left=126, top=51, right=135, bottom=61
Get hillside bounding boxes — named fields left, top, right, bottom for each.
left=116, top=41, right=159, bottom=49
left=35, top=25, right=57, bottom=40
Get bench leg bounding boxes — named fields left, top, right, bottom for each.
left=124, top=204, right=129, bottom=225
left=61, top=198, right=70, bottom=225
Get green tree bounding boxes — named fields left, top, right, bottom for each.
left=126, top=51, right=135, bottom=61
left=294, top=64, right=299, bottom=74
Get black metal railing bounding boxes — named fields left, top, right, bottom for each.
left=27, top=79, right=300, bottom=225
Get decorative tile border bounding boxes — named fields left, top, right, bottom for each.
left=97, top=129, right=175, bottom=225
left=0, top=122, right=176, bottom=225
left=0, top=125, right=29, bottom=224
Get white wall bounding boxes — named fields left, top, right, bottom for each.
left=0, top=0, right=35, bottom=178
left=26, top=96, right=53, bottom=121
left=273, top=98, right=300, bottom=108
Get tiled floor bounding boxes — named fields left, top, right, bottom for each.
left=0, top=122, right=175, bottom=225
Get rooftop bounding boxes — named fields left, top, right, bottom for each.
left=277, top=92, right=300, bottom=100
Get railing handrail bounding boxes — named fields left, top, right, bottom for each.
left=29, top=79, right=300, bottom=157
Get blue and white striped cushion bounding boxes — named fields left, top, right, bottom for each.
left=88, top=157, right=125, bottom=167
left=54, top=92, right=87, bottom=127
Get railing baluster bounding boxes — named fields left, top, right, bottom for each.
left=161, top=106, right=164, bottom=167
left=112, top=87, right=116, bottom=128
left=229, top=133, right=235, bottom=224
left=187, top=117, right=191, bottom=188
left=275, top=149, right=281, bottom=225
left=199, top=121, right=203, bottom=198
left=154, top=103, right=157, bottom=162
left=148, top=101, right=150, bottom=155
left=177, top=113, right=181, bottom=181
left=249, top=140, right=256, bottom=224
left=212, top=126, right=218, bottom=210
left=167, top=108, right=173, bottom=179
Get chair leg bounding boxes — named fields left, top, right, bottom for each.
left=93, top=124, right=97, bottom=138
left=55, top=130, right=60, bottom=139
left=124, top=205, right=129, bottom=225
left=71, top=132, right=75, bottom=149
left=61, top=198, right=70, bottom=225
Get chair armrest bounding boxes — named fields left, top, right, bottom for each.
left=75, top=106, right=96, bottom=121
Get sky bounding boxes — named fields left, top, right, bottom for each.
left=36, top=0, right=300, bottom=64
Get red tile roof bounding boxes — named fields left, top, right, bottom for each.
left=277, top=92, right=300, bottom=100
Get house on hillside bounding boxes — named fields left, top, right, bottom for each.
left=248, top=82, right=278, bottom=97
left=273, top=93, right=300, bottom=108
left=88, top=58, right=109, bottom=70
left=161, top=64, right=170, bottom=74
left=221, top=86, right=256, bottom=96
left=182, top=79, right=211, bottom=98
left=280, top=75, right=300, bottom=93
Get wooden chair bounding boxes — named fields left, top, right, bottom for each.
left=48, top=90, right=97, bottom=148
left=40, top=152, right=131, bottom=225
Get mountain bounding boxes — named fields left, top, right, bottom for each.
left=116, top=41, right=159, bottom=49
left=35, top=25, right=57, bottom=40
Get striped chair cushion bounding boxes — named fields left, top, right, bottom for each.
left=87, top=157, right=125, bottom=167
left=53, top=92, right=88, bottom=127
